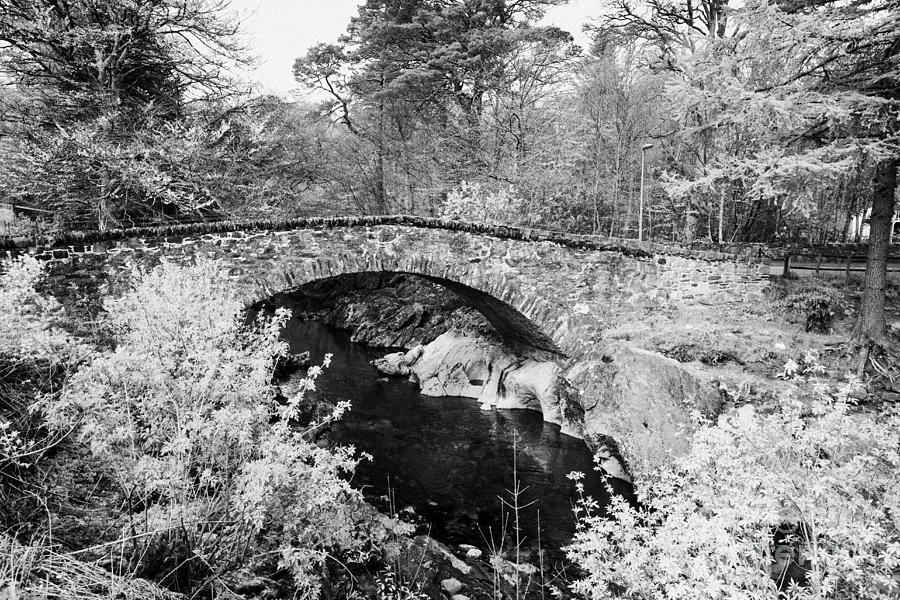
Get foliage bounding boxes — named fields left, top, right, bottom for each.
left=294, top=0, right=578, bottom=215
left=0, top=97, right=336, bottom=229
left=0, top=256, right=74, bottom=359
left=777, top=289, right=837, bottom=335
left=567, top=379, right=900, bottom=599
left=0, top=0, right=247, bottom=120
left=372, top=570, right=429, bottom=600
left=40, top=260, right=383, bottom=597
left=439, top=182, right=525, bottom=224
left=778, top=349, right=827, bottom=381
left=655, top=0, right=898, bottom=236
left=198, top=97, right=336, bottom=218
left=0, top=256, right=83, bottom=487
left=1, top=110, right=217, bottom=229
left=0, top=0, right=259, bottom=229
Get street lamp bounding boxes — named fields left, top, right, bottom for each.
left=638, top=143, right=654, bottom=241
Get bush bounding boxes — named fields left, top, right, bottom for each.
left=567, top=378, right=900, bottom=600
left=40, top=260, right=381, bottom=598
left=780, top=290, right=835, bottom=333
left=1, top=256, right=84, bottom=503
left=0, top=255, right=80, bottom=363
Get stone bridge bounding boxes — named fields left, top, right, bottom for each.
left=3, top=215, right=770, bottom=357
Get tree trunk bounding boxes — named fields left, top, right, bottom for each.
left=853, top=158, right=897, bottom=345
left=718, top=186, right=725, bottom=244
left=592, top=153, right=602, bottom=234
left=373, top=148, right=386, bottom=214
left=683, top=206, right=697, bottom=244
left=609, top=150, right=623, bottom=237
left=372, top=77, right=388, bottom=214
left=841, top=192, right=856, bottom=242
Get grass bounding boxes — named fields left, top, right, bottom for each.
left=0, top=534, right=180, bottom=600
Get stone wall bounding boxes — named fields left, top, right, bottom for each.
left=658, top=255, right=769, bottom=303
left=2, top=216, right=770, bottom=357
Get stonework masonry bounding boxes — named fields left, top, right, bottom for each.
left=2, top=215, right=770, bottom=357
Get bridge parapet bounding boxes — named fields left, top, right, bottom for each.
left=1, top=214, right=769, bottom=265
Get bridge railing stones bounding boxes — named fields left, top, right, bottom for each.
left=1, top=214, right=771, bottom=266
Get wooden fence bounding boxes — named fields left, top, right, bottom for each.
left=780, top=249, right=900, bottom=279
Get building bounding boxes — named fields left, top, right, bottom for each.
left=0, top=203, right=52, bottom=237
left=846, top=207, right=900, bottom=242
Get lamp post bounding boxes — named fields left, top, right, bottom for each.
left=638, top=143, right=653, bottom=241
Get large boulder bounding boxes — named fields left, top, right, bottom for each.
left=400, top=330, right=583, bottom=436
left=497, top=361, right=584, bottom=437
left=410, top=330, right=514, bottom=399
left=567, top=344, right=722, bottom=481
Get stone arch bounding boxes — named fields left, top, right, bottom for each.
left=241, top=253, right=567, bottom=355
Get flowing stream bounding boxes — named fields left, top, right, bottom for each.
left=279, top=317, right=611, bottom=564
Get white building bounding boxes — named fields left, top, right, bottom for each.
left=846, top=207, right=900, bottom=242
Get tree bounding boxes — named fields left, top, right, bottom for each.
left=720, top=0, right=898, bottom=345
left=575, top=41, right=663, bottom=235
left=592, top=0, right=728, bottom=68
left=598, top=0, right=898, bottom=345
left=853, top=159, right=897, bottom=349
left=0, top=0, right=252, bottom=228
left=589, top=0, right=739, bottom=242
left=293, top=0, right=573, bottom=215
left=0, top=0, right=247, bottom=121
left=191, top=97, right=334, bottom=217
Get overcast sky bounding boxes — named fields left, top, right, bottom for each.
left=229, top=0, right=598, bottom=97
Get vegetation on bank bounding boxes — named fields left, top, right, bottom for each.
left=1, top=257, right=417, bottom=599
left=568, top=380, right=900, bottom=599
left=563, top=275, right=900, bottom=598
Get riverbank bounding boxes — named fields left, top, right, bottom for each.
left=283, top=271, right=899, bottom=480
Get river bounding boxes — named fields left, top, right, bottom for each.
left=278, top=317, right=612, bottom=565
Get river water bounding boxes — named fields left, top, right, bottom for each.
left=279, top=318, right=611, bottom=564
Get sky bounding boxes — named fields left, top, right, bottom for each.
left=229, top=0, right=598, bottom=97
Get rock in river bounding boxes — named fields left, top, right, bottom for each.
left=567, top=344, right=722, bottom=481
left=372, top=329, right=583, bottom=437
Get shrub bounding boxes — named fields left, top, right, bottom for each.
left=41, top=260, right=380, bottom=598
left=567, top=378, right=900, bottom=600
left=780, top=290, right=835, bottom=333
left=1, top=256, right=84, bottom=502
left=0, top=255, right=80, bottom=363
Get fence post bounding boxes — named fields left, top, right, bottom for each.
left=815, top=252, right=822, bottom=275
left=783, top=253, right=792, bottom=277
left=845, top=252, right=852, bottom=280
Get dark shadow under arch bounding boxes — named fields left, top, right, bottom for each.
left=271, top=271, right=563, bottom=356
left=420, top=275, right=560, bottom=355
